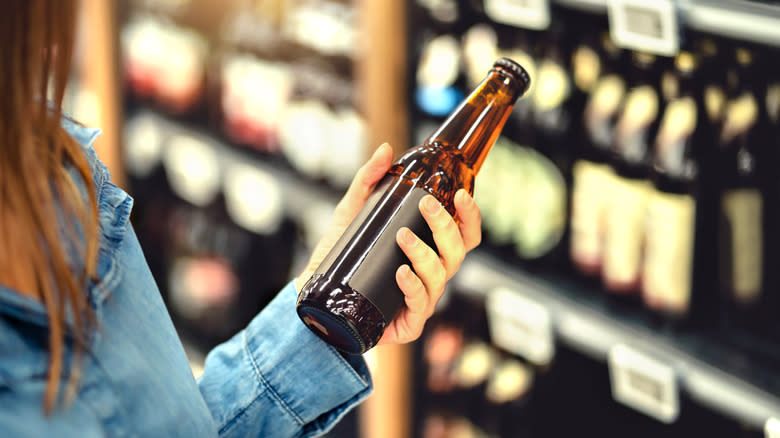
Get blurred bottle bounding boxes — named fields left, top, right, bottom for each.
left=211, top=0, right=292, bottom=155
left=478, top=29, right=569, bottom=270
left=569, top=33, right=626, bottom=277
left=602, top=52, right=660, bottom=297
left=278, top=62, right=364, bottom=189
left=415, top=33, right=466, bottom=117
left=482, top=359, right=535, bottom=438
left=121, top=0, right=230, bottom=119
left=717, top=47, right=768, bottom=328
left=214, top=52, right=294, bottom=154
left=161, top=133, right=297, bottom=350
left=764, top=58, right=780, bottom=341
left=503, top=31, right=538, bottom=137
left=452, top=341, right=497, bottom=428
left=469, top=33, right=535, bottom=257
left=642, top=51, right=712, bottom=322
left=513, top=26, right=572, bottom=270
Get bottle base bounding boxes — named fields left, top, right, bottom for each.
left=296, top=275, right=388, bottom=355
left=297, top=304, right=368, bottom=354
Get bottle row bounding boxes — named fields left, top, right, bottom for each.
left=415, top=290, right=765, bottom=438
left=409, top=7, right=780, bottom=343
left=119, top=0, right=364, bottom=190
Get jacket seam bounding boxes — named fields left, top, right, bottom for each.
left=216, top=390, right=264, bottom=436
left=242, top=329, right=305, bottom=426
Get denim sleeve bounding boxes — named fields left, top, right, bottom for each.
left=196, top=281, right=373, bottom=438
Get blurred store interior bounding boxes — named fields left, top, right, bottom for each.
left=72, top=0, right=780, bottom=436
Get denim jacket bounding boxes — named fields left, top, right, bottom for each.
left=0, top=118, right=372, bottom=437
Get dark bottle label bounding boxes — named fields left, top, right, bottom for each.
left=642, top=191, right=696, bottom=314
left=721, top=189, right=763, bottom=304
left=313, top=175, right=436, bottom=322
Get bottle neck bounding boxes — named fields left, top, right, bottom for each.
left=424, top=68, right=521, bottom=173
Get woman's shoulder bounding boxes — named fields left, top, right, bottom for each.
left=60, top=115, right=135, bottom=294
left=60, top=115, right=110, bottom=191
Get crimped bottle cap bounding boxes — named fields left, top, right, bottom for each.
left=493, top=57, right=531, bottom=95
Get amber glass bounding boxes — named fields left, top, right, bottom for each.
left=296, top=58, right=530, bottom=354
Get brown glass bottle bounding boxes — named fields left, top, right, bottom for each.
left=296, top=58, right=530, bottom=354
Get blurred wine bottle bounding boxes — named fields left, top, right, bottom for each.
left=569, top=33, right=626, bottom=278
left=517, top=25, right=573, bottom=271
left=482, top=358, right=535, bottom=438
left=602, top=51, right=660, bottom=298
left=212, top=1, right=293, bottom=155
left=765, top=59, right=780, bottom=343
left=121, top=0, right=229, bottom=121
left=717, top=47, right=770, bottom=330
left=642, top=51, right=714, bottom=324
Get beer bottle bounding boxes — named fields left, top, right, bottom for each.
left=296, top=58, right=531, bottom=354
left=569, top=33, right=626, bottom=277
left=602, top=51, right=660, bottom=296
left=717, top=47, right=768, bottom=327
left=642, top=51, right=712, bottom=321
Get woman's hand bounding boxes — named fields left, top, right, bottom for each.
left=295, top=143, right=482, bottom=346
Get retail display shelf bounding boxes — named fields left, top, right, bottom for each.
left=125, top=110, right=342, bottom=223
left=454, top=251, right=780, bottom=430
left=553, top=0, right=780, bottom=47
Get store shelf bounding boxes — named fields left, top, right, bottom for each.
left=554, top=0, right=780, bottom=47
left=125, top=110, right=342, bottom=222
left=454, top=251, right=780, bottom=430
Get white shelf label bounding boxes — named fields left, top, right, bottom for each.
left=486, top=286, right=554, bottom=366
left=607, top=0, right=680, bottom=56
left=484, top=0, right=551, bottom=31
left=608, top=344, right=679, bottom=423
left=766, top=418, right=780, bottom=438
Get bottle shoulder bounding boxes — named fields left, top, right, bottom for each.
left=388, top=143, right=476, bottom=210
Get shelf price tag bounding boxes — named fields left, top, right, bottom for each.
left=484, top=0, right=551, bottom=31
left=608, top=344, right=679, bottom=423
left=607, top=0, right=680, bottom=56
left=486, top=286, right=554, bottom=366
left=766, top=418, right=780, bottom=438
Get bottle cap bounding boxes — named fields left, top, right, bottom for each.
left=493, top=57, right=531, bottom=96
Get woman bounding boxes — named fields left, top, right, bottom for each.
left=0, top=1, right=482, bottom=437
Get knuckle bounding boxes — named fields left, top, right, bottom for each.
left=412, top=324, right=425, bottom=340
left=425, top=300, right=438, bottom=319
left=432, top=264, right=447, bottom=287
left=453, top=250, right=466, bottom=269
left=442, top=216, right=459, bottom=235
left=472, top=231, right=483, bottom=248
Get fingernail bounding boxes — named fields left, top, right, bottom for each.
left=399, top=264, right=411, bottom=277
left=373, top=143, right=390, bottom=158
left=398, top=227, right=417, bottom=246
left=422, top=195, right=441, bottom=215
left=456, top=189, right=472, bottom=206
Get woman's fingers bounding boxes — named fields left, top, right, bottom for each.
left=454, top=189, right=482, bottom=251
left=396, top=227, right=446, bottom=314
left=382, top=264, right=431, bottom=345
left=419, top=195, right=466, bottom=280
left=381, top=190, right=483, bottom=346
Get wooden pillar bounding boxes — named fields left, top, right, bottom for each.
left=79, top=0, right=124, bottom=188
left=356, top=0, right=411, bottom=438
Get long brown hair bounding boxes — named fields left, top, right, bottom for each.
left=0, top=1, right=99, bottom=413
